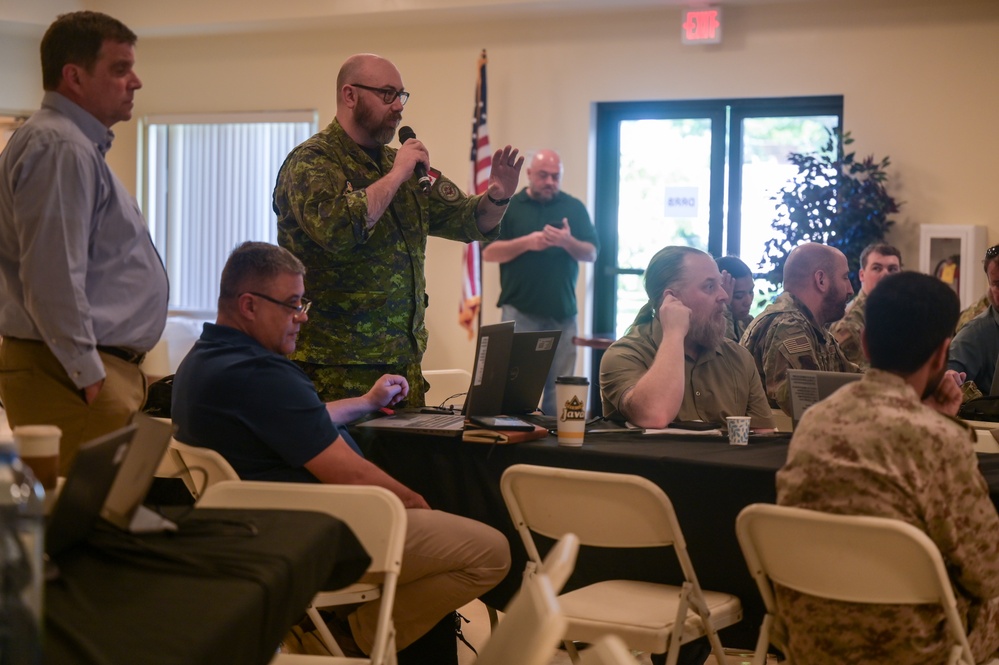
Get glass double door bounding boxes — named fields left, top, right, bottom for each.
left=593, top=97, right=842, bottom=339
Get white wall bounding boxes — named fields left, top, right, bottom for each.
left=0, top=31, right=42, bottom=113
left=4, top=0, right=999, bottom=373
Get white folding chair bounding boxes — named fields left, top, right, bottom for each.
left=736, top=503, right=976, bottom=665
left=474, top=571, right=567, bottom=665
left=501, top=464, right=741, bottom=665
left=198, top=481, right=406, bottom=665
left=579, top=636, right=642, bottom=665
left=487, top=531, right=580, bottom=630
left=422, top=369, right=472, bottom=409
left=160, top=438, right=239, bottom=500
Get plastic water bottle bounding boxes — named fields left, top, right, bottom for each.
left=0, top=426, right=44, bottom=665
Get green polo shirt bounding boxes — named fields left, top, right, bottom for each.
left=491, top=189, right=598, bottom=319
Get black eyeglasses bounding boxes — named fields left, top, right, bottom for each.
left=350, top=83, right=410, bottom=106
left=987, top=245, right=999, bottom=260
left=246, top=292, right=311, bottom=317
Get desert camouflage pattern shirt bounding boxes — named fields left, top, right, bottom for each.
left=740, top=292, right=859, bottom=415
left=829, top=289, right=867, bottom=368
left=274, top=118, right=497, bottom=368
left=777, top=370, right=999, bottom=664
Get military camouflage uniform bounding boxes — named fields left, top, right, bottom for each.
left=723, top=307, right=753, bottom=344
left=740, top=292, right=860, bottom=415
left=274, top=118, right=498, bottom=405
left=829, top=289, right=867, bottom=368
left=777, top=370, right=999, bottom=664
left=958, top=294, right=991, bottom=333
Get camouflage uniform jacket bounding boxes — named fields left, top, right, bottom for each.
left=958, top=294, right=991, bottom=333
left=777, top=370, right=999, bottom=664
left=274, top=118, right=498, bottom=367
left=739, top=291, right=859, bottom=415
left=829, top=289, right=867, bottom=368
left=723, top=306, right=753, bottom=343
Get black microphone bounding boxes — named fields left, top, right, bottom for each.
left=398, top=126, right=431, bottom=194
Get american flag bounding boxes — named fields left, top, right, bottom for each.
left=459, top=49, right=490, bottom=339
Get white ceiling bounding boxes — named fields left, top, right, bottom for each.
left=1, top=0, right=830, bottom=37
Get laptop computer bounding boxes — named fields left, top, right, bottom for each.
left=47, top=416, right=178, bottom=557
left=787, top=369, right=862, bottom=426
left=101, top=412, right=176, bottom=533
left=501, top=329, right=562, bottom=414
left=357, top=322, right=557, bottom=436
left=46, top=425, right=138, bottom=557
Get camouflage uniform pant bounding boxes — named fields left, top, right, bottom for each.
left=297, top=362, right=429, bottom=407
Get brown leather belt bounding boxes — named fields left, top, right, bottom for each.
left=97, top=345, right=146, bottom=365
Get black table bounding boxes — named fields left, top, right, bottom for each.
left=359, top=428, right=999, bottom=650
left=45, top=507, right=370, bottom=665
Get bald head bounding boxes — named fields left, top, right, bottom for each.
left=335, top=53, right=405, bottom=147
left=527, top=149, right=563, bottom=202
left=783, top=242, right=854, bottom=325
left=783, top=243, right=842, bottom=291
left=336, top=53, right=400, bottom=106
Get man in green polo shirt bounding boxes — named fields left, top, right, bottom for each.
left=481, top=149, right=598, bottom=415
left=600, top=246, right=774, bottom=430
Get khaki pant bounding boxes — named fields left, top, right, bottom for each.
left=0, top=338, right=146, bottom=474
left=349, top=508, right=510, bottom=652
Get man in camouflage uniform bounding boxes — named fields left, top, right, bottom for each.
left=274, top=53, right=523, bottom=404
left=740, top=243, right=860, bottom=415
left=829, top=242, right=901, bottom=367
left=777, top=271, right=999, bottom=665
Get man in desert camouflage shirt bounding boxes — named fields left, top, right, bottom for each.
left=273, top=53, right=522, bottom=404
left=740, top=242, right=860, bottom=415
left=777, top=271, right=999, bottom=664
left=829, top=242, right=901, bottom=367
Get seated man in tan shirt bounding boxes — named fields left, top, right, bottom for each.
left=600, top=246, right=774, bottom=430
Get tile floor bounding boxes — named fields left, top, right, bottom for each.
left=456, top=599, right=773, bottom=665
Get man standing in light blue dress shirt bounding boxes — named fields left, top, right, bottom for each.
left=0, top=11, right=168, bottom=472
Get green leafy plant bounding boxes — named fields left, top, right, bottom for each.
left=759, top=129, right=901, bottom=292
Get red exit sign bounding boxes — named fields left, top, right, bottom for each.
left=682, top=7, right=722, bottom=45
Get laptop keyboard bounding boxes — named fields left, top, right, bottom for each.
left=411, top=414, right=464, bottom=428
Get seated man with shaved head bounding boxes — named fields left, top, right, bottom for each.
left=740, top=242, right=861, bottom=415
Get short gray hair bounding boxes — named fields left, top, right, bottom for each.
left=219, top=242, right=305, bottom=305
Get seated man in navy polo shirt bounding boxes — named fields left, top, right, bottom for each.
left=172, top=241, right=510, bottom=659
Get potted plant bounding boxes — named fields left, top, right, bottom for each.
left=759, top=129, right=901, bottom=292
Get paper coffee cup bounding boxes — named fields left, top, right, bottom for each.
left=14, top=424, right=61, bottom=490
left=555, top=376, right=589, bottom=446
left=725, top=416, right=751, bottom=446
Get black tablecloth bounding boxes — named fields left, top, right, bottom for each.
left=45, top=507, right=370, bottom=665
left=358, top=428, right=999, bottom=650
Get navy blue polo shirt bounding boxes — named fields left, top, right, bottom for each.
left=172, top=323, right=342, bottom=483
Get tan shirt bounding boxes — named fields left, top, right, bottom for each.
left=600, top=318, right=774, bottom=428
left=777, top=370, right=999, bottom=663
